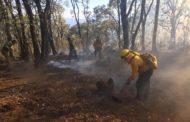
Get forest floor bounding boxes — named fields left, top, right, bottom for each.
left=0, top=53, right=190, bottom=122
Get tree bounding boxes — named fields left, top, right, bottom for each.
left=51, top=2, right=69, bottom=52
left=0, top=0, right=12, bottom=43
left=15, top=0, right=29, bottom=61
left=22, top=0, right=40, bottom=66
left=71, top=0, right=82, bottom=38
left=161, top=0, right=187, bottom=49
left=48, top=0, right=57, bottom=55
left=141, top=0, right=154, bottom=51
left=92, top=4, right=122, bottom=48
left=130, top=0, right=145, bottom=50
left=82, top=0, right=91, bottom=52
left=130, top=0, right=139, bottom=45
left=93, top=5, right=108, bottom=22
left=3, top=0, right=22, bottom=54
left=109, top=0, right=121, bottom=48
left=120, top=0, right=135, bottom=48
left=152, top=0, right=160, bottom=52
left=34, top=0, right=56, bottom=63
left=181, top=10, right=190, bottom=46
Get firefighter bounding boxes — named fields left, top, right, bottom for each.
left=67, top=36, right=78, bottom=61
left=93, top=36, right=102, bottom=59
left=1, top=39, right=17, bottom=69
left=120, top=49, right=157, bottom=101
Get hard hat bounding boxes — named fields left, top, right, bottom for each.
left=120, top=49, right=130, bottom=58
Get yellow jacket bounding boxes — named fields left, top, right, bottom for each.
left=126, top=52, right=150, bottom=81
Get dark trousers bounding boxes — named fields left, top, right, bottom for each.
left=69, top=49, right=78, bottom=60
left=94, top=48, right=102, bottom=59
left=136, top=69, right=153, bottom=100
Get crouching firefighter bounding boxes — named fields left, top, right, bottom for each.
left=120, top=49, right=158, bottom=101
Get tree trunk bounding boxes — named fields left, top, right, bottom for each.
left=15, top=0, right=29, bottom=61
left=0, top=0, right=12, bottom=42
left=3, top=0, right=23, bottom=55
left=141, top=17, right=146, bottom=51
left=34, top=0, right=51, bottom=63
left=141, top=0, right=147, bottom=51
left=120, top=0, right=129, bottom=48
left=82, top=0, right=90, bottom=53
left=130, top=0, right=137, bottom=43
left=152, top=0, right=160, bottom=52
left=22, top=0, right=40, bottom=67
left=141, top=0, right=153, bottom=51
left=47, top=8, right=57, bottom=55
left=71, top=0, right=82, bottom=38
left=120, top=0, right=136, bottom=49
left=131, top=0, right=145, bottom=50
left=117, top=0, right=121, bottom=49
left=170, top=17, right=176, bottom=49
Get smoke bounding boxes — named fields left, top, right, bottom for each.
left=48, top=53, right=131, bottom=88
left=48, top=51, right=190, bottom=121
left=152, top=52, right=190, bottom=121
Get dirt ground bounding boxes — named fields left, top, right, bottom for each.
left=0, top=57, right=189, bottom=122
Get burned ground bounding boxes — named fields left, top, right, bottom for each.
left=0, top=52, right=190, bottom=122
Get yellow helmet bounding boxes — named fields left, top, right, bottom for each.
left=120, top=49, right=130, bottom=58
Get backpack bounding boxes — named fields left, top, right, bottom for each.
left=124, top=50, right=158, bottom=69
left=140, top=53, right=158, bottom=69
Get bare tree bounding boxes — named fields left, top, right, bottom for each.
left=161, top=0, right=187, bottom=49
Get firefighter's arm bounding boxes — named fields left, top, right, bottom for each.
left=126, top=63, right=139, bottom=84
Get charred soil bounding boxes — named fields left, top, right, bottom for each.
left=0, top=59, right=189, bottom=122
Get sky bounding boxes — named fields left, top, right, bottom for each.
left=63, top=0, right=109, bottom=25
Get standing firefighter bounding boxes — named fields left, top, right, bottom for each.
left=1, top=40, right=17, bottom=69
left=120, top=49, right=158, bottom=101
left=67, top=36, right=78, bottom=60
left=93, top=36, right=102, bottom=59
